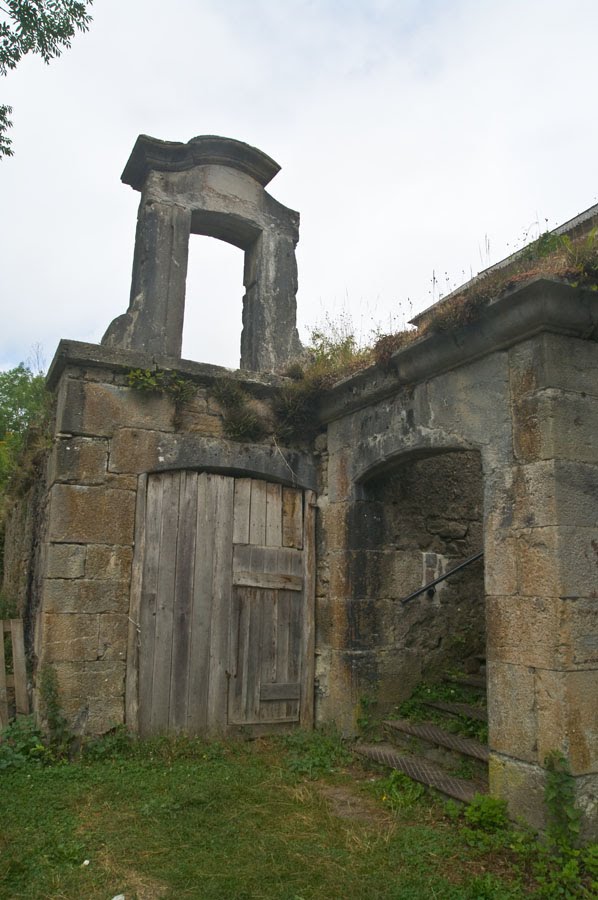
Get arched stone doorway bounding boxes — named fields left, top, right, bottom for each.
left=346, top=448, right=485, bottom=716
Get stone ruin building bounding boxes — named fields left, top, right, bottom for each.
left=2, top=134, right=597, bottom=840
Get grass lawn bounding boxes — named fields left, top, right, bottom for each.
left=0, top=729, right=593, bottom=899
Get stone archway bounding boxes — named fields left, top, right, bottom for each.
left=358, top=449, right=485, bottom=704
left=102, top=135, right=302, bottom=372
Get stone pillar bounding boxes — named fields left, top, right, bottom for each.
left=486, top=332, right=598, bottom=841
left=103, top=199, right=191, bottom=357
left=241, top=231, right=301, bottom=372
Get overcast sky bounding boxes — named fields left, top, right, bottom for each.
left=1, top=0, right=598, bottom=371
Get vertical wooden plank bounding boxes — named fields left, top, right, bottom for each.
left=228, top=586, right=249, bottom=724
left=276, top=590, right=291, bottom=705
left=233, top=479, right=251, bottom=545
left=0, top=623, right=8, bottom=727
left=282, top=488, right=303, bottom=549
left=300, top=490, right=316, bottom=727
left=186, top=473, right=215, bottom=733
left=150, top=471, right=181, bottom=732
left=259, top=590, right=281, bottom=721
left=246, top=587, right=263, bottom=721
left=169, top=471, right=198, bottom=730
left=207, top=474, right=235, bottom=733
left=249, top=479, right=267, bottom=546
left=285, top=593, right=301, bottom=721
left=265, top=483, right=282, bottom=547
left=138, top=475, right=163, bottom=735
left=11, top=619, right=28, bottom=716
left=126, top=473, right=147, bottom=733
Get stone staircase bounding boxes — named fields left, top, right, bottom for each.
left=354, top=670, right=488, bottom=804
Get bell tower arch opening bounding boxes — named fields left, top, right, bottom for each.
left=182, top=235, right=245, bottom=368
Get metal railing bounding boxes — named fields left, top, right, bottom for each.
left=400, top=551, right=484, bottom=605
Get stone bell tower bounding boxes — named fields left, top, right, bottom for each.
left=102, top=134, right=302, bottom=372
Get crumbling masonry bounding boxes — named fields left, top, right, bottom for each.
left=2, top=135, right=597, bottom=839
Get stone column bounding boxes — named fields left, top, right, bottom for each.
left=103, top=198, right=191, bottom=357
left=241, top=230, right=302, bottom=372
left=487, top=332, right=598, bottom=841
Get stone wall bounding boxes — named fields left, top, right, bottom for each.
left=36, top=343, right=316, bottom=735
left=4, top=278, right=597, bottom=839
left=314, top=280, right=598, bottom=839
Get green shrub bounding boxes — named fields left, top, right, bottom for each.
left=0, top=715, right=53, bottom=769
left=379, top=769, right=426, bottom=811
left=283, top=726, right=351, bottom=778
left=464, top=794, right=509, bottom=832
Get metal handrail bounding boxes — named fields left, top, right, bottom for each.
left=400, top=550, right=484, bottom=605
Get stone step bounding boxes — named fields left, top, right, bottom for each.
left=443, top=673, right=486, bottom=691
left=385, top=719, right=489, bottom=762
left=354, top=743, right=487, bottom=804
left=422, top=700, right=488, bottom=722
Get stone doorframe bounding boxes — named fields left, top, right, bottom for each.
left=102, top=134, right=302, bottom=372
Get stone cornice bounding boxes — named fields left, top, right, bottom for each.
left=45, top=340, right=289, bottom=396
left=319, top=279, right=598, bottom=423
left=121, top=134, right=281, bottom=191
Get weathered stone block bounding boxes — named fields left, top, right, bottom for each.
left=85, top=545, right=133, bottom=581
left=513, top=389, right=598, bottom=464
left=52, top=659, right=125, bottom=700
left=489, top=752, right=598, bottom=842
left=345, top=598, right=388, bottom=651
left=180, top=412, right=224, bottom=436
left=327, top=451, right=353, bottom=503
left=514, top=526, right=598, bottom=598
left=509, top=460, right=598, bottom=529
left=314, top=648, right=357, bottom=734
left=425, top=352, right=512, bottom=452
left=489, top=753, right=547, bottom=832
left=86, top=697, right=125, bottom=734
left=97, top=613, right=128, bottom=660
left=42, top=612, right=99, bottom=662
left=487, top=661, right=537, bottom=763
left=48, top=437, right=108, bottom=485
left=328, top=551, right=352, bottom=599
left=487, top=594, right=598, bottom=670
left=326, top=416, right=355, bottom=454
left=104, top=473, right=139, bottom=491
left=56, top=378, right=174, bottom=437
left=79, top=580, right=131, bottom=615
left=535, top=669, right=598, bottom=774
left=319, top=501, right=349, bottom=552
left=48, top=485, right=136, bottom=545
left=45, top=543, right=86, bottom=579
left=510, top=333, right=598, bottom=399
left=43, top=578, right=130, bottom=614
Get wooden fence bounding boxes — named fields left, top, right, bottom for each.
left=0, top=619, right=29, bottom=728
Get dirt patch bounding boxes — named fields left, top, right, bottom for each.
left=317, top=782, right=394, bottom=827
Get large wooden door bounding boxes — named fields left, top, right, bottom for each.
left=126, top=472, right=315, bottom=736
